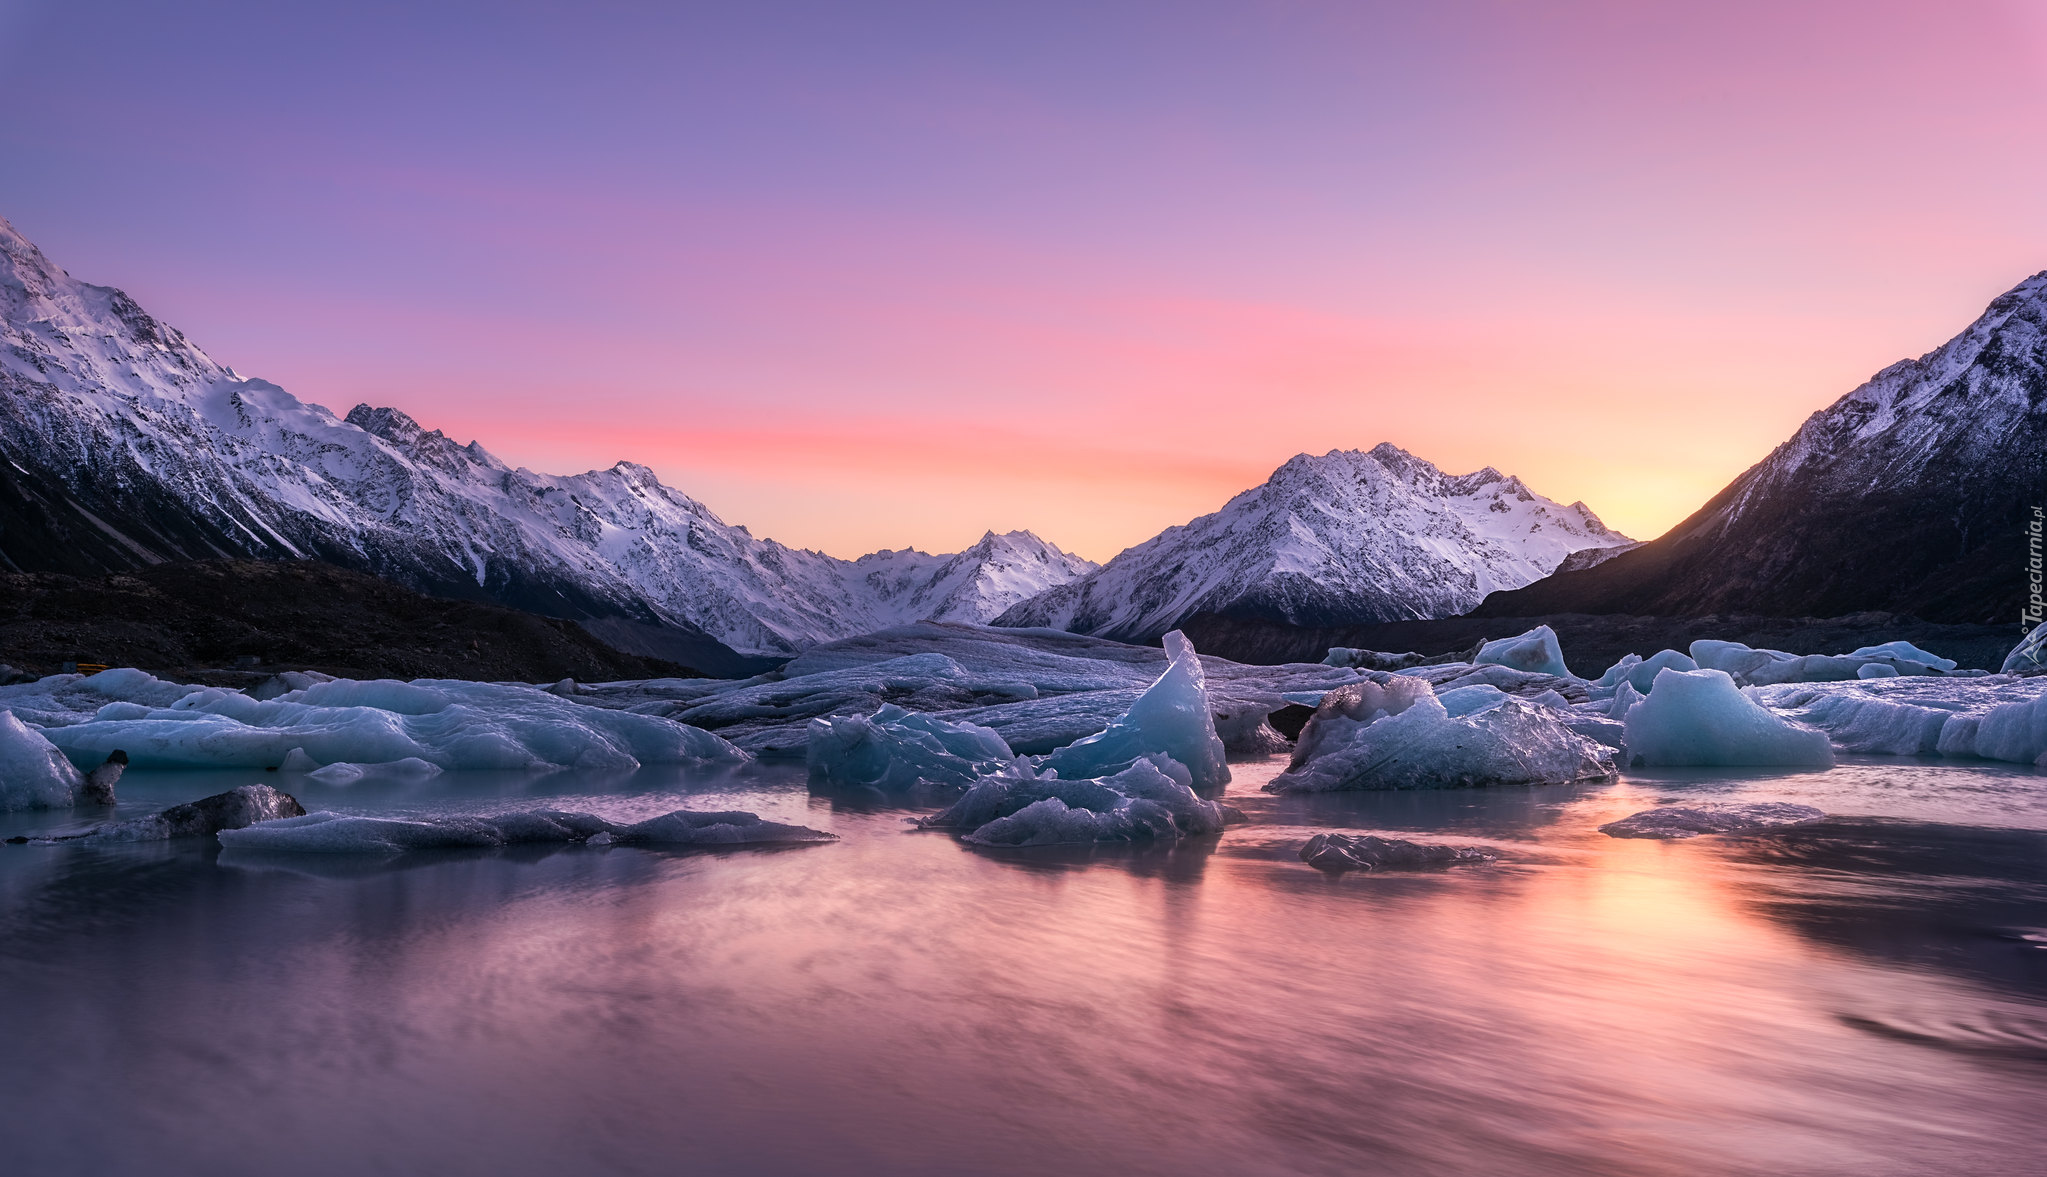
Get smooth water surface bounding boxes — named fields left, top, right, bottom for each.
left=1, top=756, right=2041, bottom=1176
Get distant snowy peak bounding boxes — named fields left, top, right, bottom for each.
left=995, top=444, right=1631, bottom=641
left=855, top=530, right=1099, bottom=625
left=0, top=213, right=1098, bottom=657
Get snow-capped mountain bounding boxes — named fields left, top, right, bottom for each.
left=0, top=214, right=1093, bottom=656
left=1478, top=271, right=2047, bottom=625
left=993, top=444, right=1632, bottom=642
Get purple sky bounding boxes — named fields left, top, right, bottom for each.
left=4, top=0, right=2045, bottom=560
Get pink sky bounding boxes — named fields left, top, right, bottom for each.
left=3, top=0, right=2045, bottom=560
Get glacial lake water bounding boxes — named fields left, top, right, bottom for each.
left=1, top=756, right=2042, bottom=1177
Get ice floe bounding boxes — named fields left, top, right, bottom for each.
left=1037, top=631, right=1229, bottom=790
left=0, top=711, right=86, bottom=811
left=1269, top=680, right=1614, bottom=792
left=1299, top=832, right=1497, bottom=872
left=1475, top=624, right=1569, bottom=678
left=4, top=671, right=744, bottom=773
left=806, top=703, right=1015, bottom=800
left=1622, top=669, right=1834, bottom=768
left=1598, top=802, right=1825, bottom=839
left=217, top=807, right=835, bottom=854
left=918, top=757, right=1234, bottom=847
left=2005, top=621, right=2047, bottom=675
left=1752, top=674, right=2047, bottom=764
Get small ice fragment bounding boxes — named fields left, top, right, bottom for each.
left=1299, top=832, right=1497, bottom=872
left=1598, top=802, right=1824, bottom=839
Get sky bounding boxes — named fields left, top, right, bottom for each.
left=2, top=0, right=2045, bottom=562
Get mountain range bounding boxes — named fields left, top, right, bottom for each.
left=994, top=445, right=1631, bottom=642
left=0, top=213, right=1618, bottom=657
left=6, top=208, right=2028, bottom=661
left=1479, top=271, right=2047, bottom=626
left=0, top=214, right=1094, bottom=657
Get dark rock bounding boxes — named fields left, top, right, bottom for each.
left=81, top=749, right=126, bottom=806
left=1300, top=832, right=1497, bottom=873
left=153, top=785, right=307, bottom=838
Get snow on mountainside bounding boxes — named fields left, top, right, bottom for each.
left=0, top=214, right=1093, bottom=655
left=994, top=444, right=1632, bottom=642
left=1477, top=270, right=2047, bottom=624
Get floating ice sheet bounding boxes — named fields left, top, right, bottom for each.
left=15, top=671, right=744, bottom=772
left=806, top=703, right=1014, bottom=800
left=1271, top=684, right=1614, bottom=792
left=920, top=757, right=1233, bottom=847
left=217, top=807, right=835, bottom=854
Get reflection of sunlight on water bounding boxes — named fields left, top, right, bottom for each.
left=0, top=757, right=2041, bottom=1175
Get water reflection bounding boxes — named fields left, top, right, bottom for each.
left=0, top=761, right=2040, bottom=1176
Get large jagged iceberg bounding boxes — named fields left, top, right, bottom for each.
left=1622, top=668, right=1834, bottom=767
left=0, top=711, right=85, bottom=811
left=919, top=757, right=1232, bottom=847
left=1036, top=631, right=1229, bottom=790
left=19, top=672, right=744, bottom=773
left=806, top=704, right=1015, bottom=800
left=1269, top=679, right=1614, bottom=792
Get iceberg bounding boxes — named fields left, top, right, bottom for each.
left=1598, top=802, right=1825, bottom=839
left=1037, top=631, right=1229, bottom=790
left=806, top=704, right=1015, bottom=800
left=217, top=807, right=835, bottom=854
left=1747, top=676, right=2047, bottom=762
left=1622, top=668, right=1834, bottom=768
left=1298, top=832, right=1496, bottom=873
left=1856, top=663, right=1900, bottom=679
left=0, top=711, right=86, bottom=810
left=1475, top=625, right=1570, bottom=678
left=919, top=757, right=1232, bottom=847
left=2004, top=621, right=2047, bottom=675
left=1622, top=649, right=1698, bottom=693
left=26, top=672, right=744, bottom=773
left=1846, top=641, right=1956, bottom=673
left=1270, top=684, right=1615, bottom=792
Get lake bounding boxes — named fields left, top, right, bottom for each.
left=1, top=755, right=2041, bottom=1176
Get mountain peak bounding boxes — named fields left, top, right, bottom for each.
left=996, top=446, right=1630, bottom=640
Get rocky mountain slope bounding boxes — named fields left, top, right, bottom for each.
left=994, top=444, right=1631, bottom=642
left=0, top=560, right=702, bottom=684
left=1477, top=271, right=2047, bottom=625
left=0, top=214, right=1093, bottom=655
